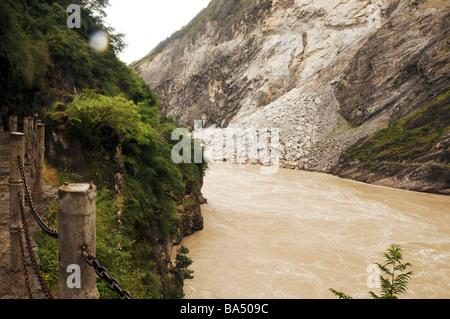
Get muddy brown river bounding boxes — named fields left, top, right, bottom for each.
left=179, top=163, right=450, bottom=299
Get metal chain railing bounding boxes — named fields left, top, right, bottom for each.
left=81, top=244, right=132, bottom=299
left=18, top=193, right=54, bottom=299
left=25, top=150, right=38, bottom=166
left=15, top=155, right=131, bottom=299
left=18, top=155, right=58, bottom=238
left=17, top=219, right=34, bottom=299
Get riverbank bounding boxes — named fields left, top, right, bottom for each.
left=331, top=161, right=450, bottom=195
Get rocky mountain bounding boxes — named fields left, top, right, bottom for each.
left=134, top=0, right=449, bottom=194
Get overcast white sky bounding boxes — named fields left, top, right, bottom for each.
left=104, top=0, right=211, bottom=65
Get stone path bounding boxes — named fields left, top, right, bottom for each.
left=0, top=131, right=57, bottom=299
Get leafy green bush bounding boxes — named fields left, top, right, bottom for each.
left=48, top=90, right=154, bottom=147
left=95, top=190, right=151, bottom=299
left=45, top=88, right=204, bottom=299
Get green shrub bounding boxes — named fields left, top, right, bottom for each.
left=330, top=244, right=413, bottom=299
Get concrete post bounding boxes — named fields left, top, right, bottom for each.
left=9, top=115, right=17, bottom=132
left=34, top=123, right=45, bottom=195
left=57, top=183, right=99, bottom=299
left=8, top=132, right=25, bottom=272
left=23, top=118, right=29, bottom=160
left=27, top=117, right=33, bottom=163
left=31, top=120, right=40, bottom=178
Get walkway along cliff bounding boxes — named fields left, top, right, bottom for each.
left=0, top=0, right=206, bottom=299
left=0, top=113, right=205, bottom=299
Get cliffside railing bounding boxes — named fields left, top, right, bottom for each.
left=7, top=115, right=131, bottom=299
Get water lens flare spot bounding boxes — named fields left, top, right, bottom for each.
left=88, top=30, right=109, bottom=52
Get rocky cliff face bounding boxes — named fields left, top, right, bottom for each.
left=135, top=0, right=449, bottom=193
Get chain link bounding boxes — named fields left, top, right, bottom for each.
left=16, top=155, right=131, bottom=300
left=17, top=222, right=33, bottom=299
left=25, top=152, right=38, bottom=166
left=17, top=155, right=58, bottom=238
left=18, top=193, right=54, bottom=299
left=81, top=244, right=132, bottom=299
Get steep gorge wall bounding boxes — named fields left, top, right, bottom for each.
left=331, top=2, right=450, bottom=193
left=136, top=0, right=449, bottom=193
left=136, top=0, right=384, bottom=128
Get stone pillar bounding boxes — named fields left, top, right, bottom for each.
left=27, top=117, right=33, bottom=163
left=57, top=183, right=99, bottom=299
left=8, top=132, right=25, bottom=272
left=9, top=115, right=17, bottom=132
left=31, top=120, right=40, bottom=178
left=23, top=118, right=29, bottom=160
left=34, top=123, right=45, bottom=195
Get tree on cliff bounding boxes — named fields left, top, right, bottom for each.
left=169, top=246, right=194, bottom=297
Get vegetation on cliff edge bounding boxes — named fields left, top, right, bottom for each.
left=342, top=89, right=450, bottom=164
left=1, top=0, right=203, bottom=298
